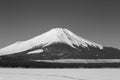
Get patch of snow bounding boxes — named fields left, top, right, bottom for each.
left=33, top=59, right=120, bottom=63
left=1, top=68, right=120, bottom=80
left=0, top=41, right=28, bottom=55
left=27, top=49, right=44, bottom=54
left=64, top=28, right=103, bottom=49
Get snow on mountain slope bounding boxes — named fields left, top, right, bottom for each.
left=0, top=28, right=103, bottom=55
left=27, top=49, right=44, bottom=54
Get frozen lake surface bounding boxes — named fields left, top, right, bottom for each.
left=0, top=68, right=120, bottom=80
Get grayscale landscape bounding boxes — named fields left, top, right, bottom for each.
left=0, top=28, right=120, bottom=68
left=0, top=0, right=120, bottom=80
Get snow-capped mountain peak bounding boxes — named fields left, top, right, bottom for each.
left=24, top=28, right=103, bottom=49
left=0, top=28, right=103, bottom=55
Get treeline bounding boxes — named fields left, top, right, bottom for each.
left=0, top=60, right=120, bottom=68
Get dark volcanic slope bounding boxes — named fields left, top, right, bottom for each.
left=1, top=43, right=120, bottom=61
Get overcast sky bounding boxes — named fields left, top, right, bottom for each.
left=0, top=0, right=120, bottom=49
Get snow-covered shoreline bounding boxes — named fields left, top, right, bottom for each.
left=0, top=68, right=120, bottom=80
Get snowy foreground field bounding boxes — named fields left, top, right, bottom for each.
left=0, top=68, right=120, bottom=80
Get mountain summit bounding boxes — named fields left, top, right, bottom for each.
left=26, top=28, right=103, bottom=49
left=0, top=28, right=120, bottom=60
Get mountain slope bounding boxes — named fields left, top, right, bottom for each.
left=0, top=28, right=120, bottom=61
left=0, top=28, right=103, bottom=55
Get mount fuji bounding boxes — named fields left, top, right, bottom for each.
left=0, top=28, right=103, bottom=55
left=0, top=28, right=120, bottom=67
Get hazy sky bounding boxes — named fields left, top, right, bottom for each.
left=0, top=0, right=120, bottom=49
